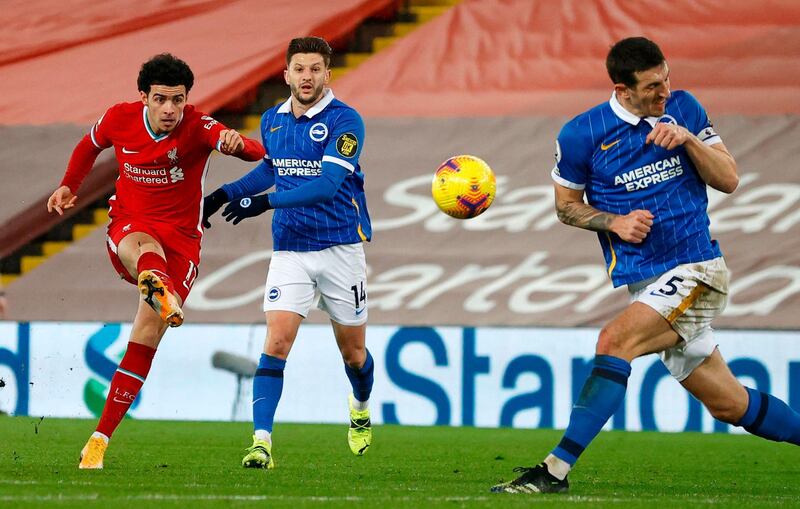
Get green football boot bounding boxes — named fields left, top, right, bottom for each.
left=347, top=394, right=372, bottom=455
left=242, top=435, right=274, bottom=469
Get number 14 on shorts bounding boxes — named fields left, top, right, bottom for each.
left=350, top=281, right=366, bottom=314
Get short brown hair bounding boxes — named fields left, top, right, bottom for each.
left=286, top=36, right=332, bottom=67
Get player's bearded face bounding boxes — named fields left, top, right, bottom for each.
left=286, top=53, right=330, bottom=106
left=622, top=62, right=671, bottom=118
left=141, top=85, right=188, bottom=134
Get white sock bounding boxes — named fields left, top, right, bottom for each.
left=254, top=429, right=272, bottom=444
left=352, top=396, right=369, bottom=411
left=91, top=431, right=109, bottom=444
left=544, top=454, right=571, bottom=481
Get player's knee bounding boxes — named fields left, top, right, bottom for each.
left=596, top=326, right=627, bottom=356
left=341, top=344, right=365, bottom=368
left=706, top=400, right=744, bottom=424
left=138, top=244, right=159, bottom=257
left=266, top=336, right=292, bottom=358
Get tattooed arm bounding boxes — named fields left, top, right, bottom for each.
left=553, top=184, right=654, bottom=244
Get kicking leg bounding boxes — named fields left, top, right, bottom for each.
left=118, top=232, right=183, bottom=327
left=682, top=348, right=800, bottom=445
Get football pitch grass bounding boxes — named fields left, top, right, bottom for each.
left=1, top=416, right=799, bottom=508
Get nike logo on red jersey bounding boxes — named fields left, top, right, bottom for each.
left=121, top=147, right=139, bottom=154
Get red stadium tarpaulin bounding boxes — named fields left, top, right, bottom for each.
left=4, top=0, right=800, bottom=329
left=0, top=0, right=398, bottom=125
left=0, top=0, right=221, bottom=66
left=334, top=0, right=800, bottom=117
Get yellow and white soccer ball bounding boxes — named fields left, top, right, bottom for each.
left=431, top=155, right=496, bottom=219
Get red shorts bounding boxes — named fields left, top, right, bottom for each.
left=106, top=219, right=201, bottom=303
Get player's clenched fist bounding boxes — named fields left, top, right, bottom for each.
left=47, top=185, right=77, bottom=215
left=218, top=129, right=245, bottom=155
left=611, top=209, right=654, bottom=243
left=645, top=123, right=690, bottom=151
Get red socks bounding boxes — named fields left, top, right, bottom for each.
left=137, top=251, right=174, bottom=294
left=95, top=253, right=170, bottom=438
left=96, top=342, right=156, bottom=438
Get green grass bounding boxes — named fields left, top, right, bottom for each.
left=1, top=416, right=799, bottom=508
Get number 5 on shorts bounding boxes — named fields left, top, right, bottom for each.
left=658, top=276, right=684, bottom=296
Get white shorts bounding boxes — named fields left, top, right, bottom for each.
left=629, top=257, right=729, bottom=382
left=263, top=243, right=368, bottom=326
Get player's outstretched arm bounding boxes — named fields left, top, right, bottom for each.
left=50, top=134, right=105, bottom=215
left=47, top=186, right=78, bottom=216
left=267, top=163, right=348, bottom=209
left=554, top=183, right=653, bottom=243
left=203, top=160, right=276, bottom=228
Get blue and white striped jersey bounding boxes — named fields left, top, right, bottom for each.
left=259, top=90, right=371, bottom=251
left=552, top=90, right=723, bottom=287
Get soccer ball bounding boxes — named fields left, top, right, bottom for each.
left=431, top=155, right=496, bottom=219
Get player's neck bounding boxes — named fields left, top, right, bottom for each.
left=144, top=108, right=161, bottom=135
left=290, top=100, right=309, bottom=118
left=290, top=91, right=326, bottom=118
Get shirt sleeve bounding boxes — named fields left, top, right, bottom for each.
left=267, top=162, right=348, bottom=208
left=190, top=110, right=264, bottom=160
left=191, top=111, right=227, bottom=149
left=60, top=135, right=104, bottom=193
left=220, top=110, right=275, bottom=200
left=681, top=91, right=722, bottom=146
left=89, top=105, right=118, bottom=149
left=221, top=159, right=275, bottom=200
left=61, top=106, right=116, bottom=192
left=551, top=119, right=592, bottom=190
left=321, top=109, right=365, bottom=173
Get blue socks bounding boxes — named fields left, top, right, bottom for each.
left=344, top=349, right=374, bottom=403
left=549, top=357, right=800, bottom=467
left=553, top=355, right=632, bottom=465
left=737, top=387, right=800, bottom=445
left=252, top=354, right=286, bottom=433
left=253, top=350, right=374, bottom=434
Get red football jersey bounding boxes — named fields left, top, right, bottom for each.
left=87, top=102, right=257, bottom=235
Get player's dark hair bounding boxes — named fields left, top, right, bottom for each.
left=137, top=53, right=194, bottom=94
left=606, top=37, right=665, bottom=88
left=286, top=36, right=332, bottom=67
